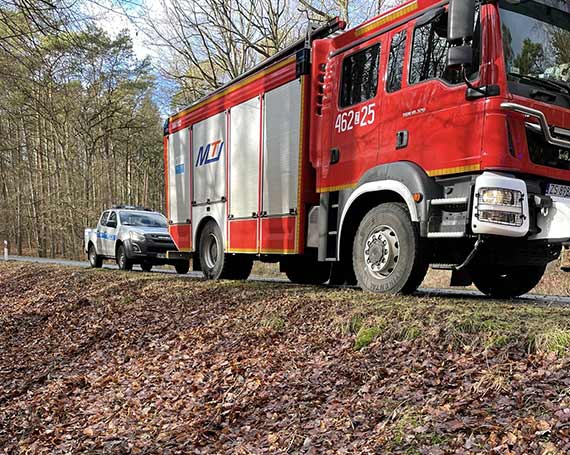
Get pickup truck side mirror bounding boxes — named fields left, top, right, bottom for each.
left=447, top=0, right=475, bottom=69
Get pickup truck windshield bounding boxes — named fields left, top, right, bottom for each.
left=119, top=212, right=167, bottom=228
left=500, top=0, right=570, bottom=103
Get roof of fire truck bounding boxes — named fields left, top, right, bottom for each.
left=167, top=0, right=444, bottom=128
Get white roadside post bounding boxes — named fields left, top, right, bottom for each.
left=3, top=240, right=7, bottom=261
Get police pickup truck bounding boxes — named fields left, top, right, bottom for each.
left=84, top=206, right=190, bottom=274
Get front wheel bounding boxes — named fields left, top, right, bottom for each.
left=174, top=261, right=190, bottom=275
left=116, top=245, right=133, bottom=271
left=88, top=244, right=103, bottom=268
left=353, top=202, right=428, bottom=294
left=471, top=265, right=545, bottom=299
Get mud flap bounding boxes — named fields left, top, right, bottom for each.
left=451, top=268, right=472, bottom=287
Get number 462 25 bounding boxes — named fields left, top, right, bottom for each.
left=335, top=103, right=376, bottom=134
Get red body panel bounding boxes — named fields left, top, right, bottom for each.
left=228, top=219, right=258, bottom=253
left=260, top=217, right=297, bottom=253
left=170, top=224, right=192, bottom=252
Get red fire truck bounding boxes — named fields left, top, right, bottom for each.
left=164, top=0, right=570, bottom=298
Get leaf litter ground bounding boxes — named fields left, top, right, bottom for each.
left=2, top=262, right=570, bottom=454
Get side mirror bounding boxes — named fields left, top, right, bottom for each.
left=107, top=220, right=117, bottom=228
left=447, top=0, right=476, bottom=69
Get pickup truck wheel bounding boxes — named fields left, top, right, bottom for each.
left=471, top=265, right=546, bottom=299
left=88, top=244, right=103, bottom=268
left=353, top=202, right=428, bottom=295
left=116, top=244, right=133, bottom=271
left=140, top=262, right=153, bottom=273
left=175, top=261, right=190, bottom=275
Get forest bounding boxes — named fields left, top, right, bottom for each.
left=0, top=0, right=399, bottom=259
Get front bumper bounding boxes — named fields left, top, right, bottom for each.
left=530, top=197, right=570, bottom=242
left=125, top=238, right=181, bottom=263
left=471, top=172, right=570, bottom=243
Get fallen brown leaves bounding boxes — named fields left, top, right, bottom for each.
left=1, top=262, right=570, bottom=454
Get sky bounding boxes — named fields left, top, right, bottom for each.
left=85, top=0, right=155, bottom=60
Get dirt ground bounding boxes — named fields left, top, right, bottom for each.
left=2, top=262, right=570, bottom=454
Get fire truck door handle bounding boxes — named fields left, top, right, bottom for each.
left=330, top=148, right=340, bottom=164
left=396, top=130, right=409, bottom=149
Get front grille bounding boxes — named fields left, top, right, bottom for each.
left=527, top=127, right=570, bottom=171
left=149, top=234, right=172, bottom=243
left=147, top=244, right=173, bottom=253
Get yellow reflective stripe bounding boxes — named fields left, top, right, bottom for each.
left=317, top=183, right=357, bottom=193
left=354, top=0, right=419, bottom=37
left=427, top=164, right=481, bottom=177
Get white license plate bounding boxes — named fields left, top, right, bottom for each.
left=547, top=183, right=570, bottom=198
left=156, top=253, right=166, bottom=259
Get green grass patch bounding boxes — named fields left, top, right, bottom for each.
left=259, top=315, right=286, bottom=332
left=532, top=328, right=570, bottom=355
left=355, top=326, right=382, bottom=350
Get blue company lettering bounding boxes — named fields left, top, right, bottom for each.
left=195, top=140, right=224, bottom=167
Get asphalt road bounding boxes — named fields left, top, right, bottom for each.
left=4, top=255, right=570, bottom=305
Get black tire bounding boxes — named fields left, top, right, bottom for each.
left=471, top=265, right=546, bottom=299
left=282, top=257, right=331, bottom=285
left=116, top=244, right=133, bottom=271
left=353, top=202, right=428, bottom=294
left=226, top=256, right=254, bottom=280
left=140, top=262, right=153, bottom=273
left=174, top=261, right=190, bottom=275
left=198, top=220, right=253, bottom=280
left=88, top=244, right=103, bottom=268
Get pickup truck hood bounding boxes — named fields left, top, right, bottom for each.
left=128, top=226, right=171, bottom=236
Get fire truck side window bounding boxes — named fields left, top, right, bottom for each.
left=386, top=30, right=407, bottom=93
left=339, top=43, right=381, bottom=108
left=409, top=8, right=480, bottom=86
left=409, top=14, right=462, bottom=85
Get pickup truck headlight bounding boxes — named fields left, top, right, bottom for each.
left=476, top=188, right=524, bottom=227
left=129, top=231, right=146, bottom=242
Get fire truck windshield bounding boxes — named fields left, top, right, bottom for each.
left=500, top=0, right=570, bottom=105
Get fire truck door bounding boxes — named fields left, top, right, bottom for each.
left=324, top=38, right=384, bottom=190
left=381, top=10, right=484, bottom=174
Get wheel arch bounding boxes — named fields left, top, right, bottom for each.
left=193, top=216, right=220, bottom=253
left=114, top=240, right=123, bottom=256
left=337, top=185, right=414, bottom=263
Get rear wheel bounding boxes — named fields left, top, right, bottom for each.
left=116, top=244, right=133, bottom=271
left=282, top=256, right=331, bottom=285
left=471, top=265, right=546, bottom=299
left=198, top=220, right=253, bottom=280
left=174, top=261, right=190, bottom=275
left=353, top=202, right=428, bottom=294
left=140, top=262, right=153, bottom=273
left=88, top=244, right=103, bottom=268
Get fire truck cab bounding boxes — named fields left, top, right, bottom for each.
left=164, top=0, right=570, bottom=298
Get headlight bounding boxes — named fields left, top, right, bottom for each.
left=478, top=210, right=522, bottom=226
left=476, top=187, right=525, bottom=227
left=129, top=231, right=146, bottom=242
left=478, top=188, right=522, bottom=207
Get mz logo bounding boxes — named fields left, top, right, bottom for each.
left=195, top=140, right=224, bottom=167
